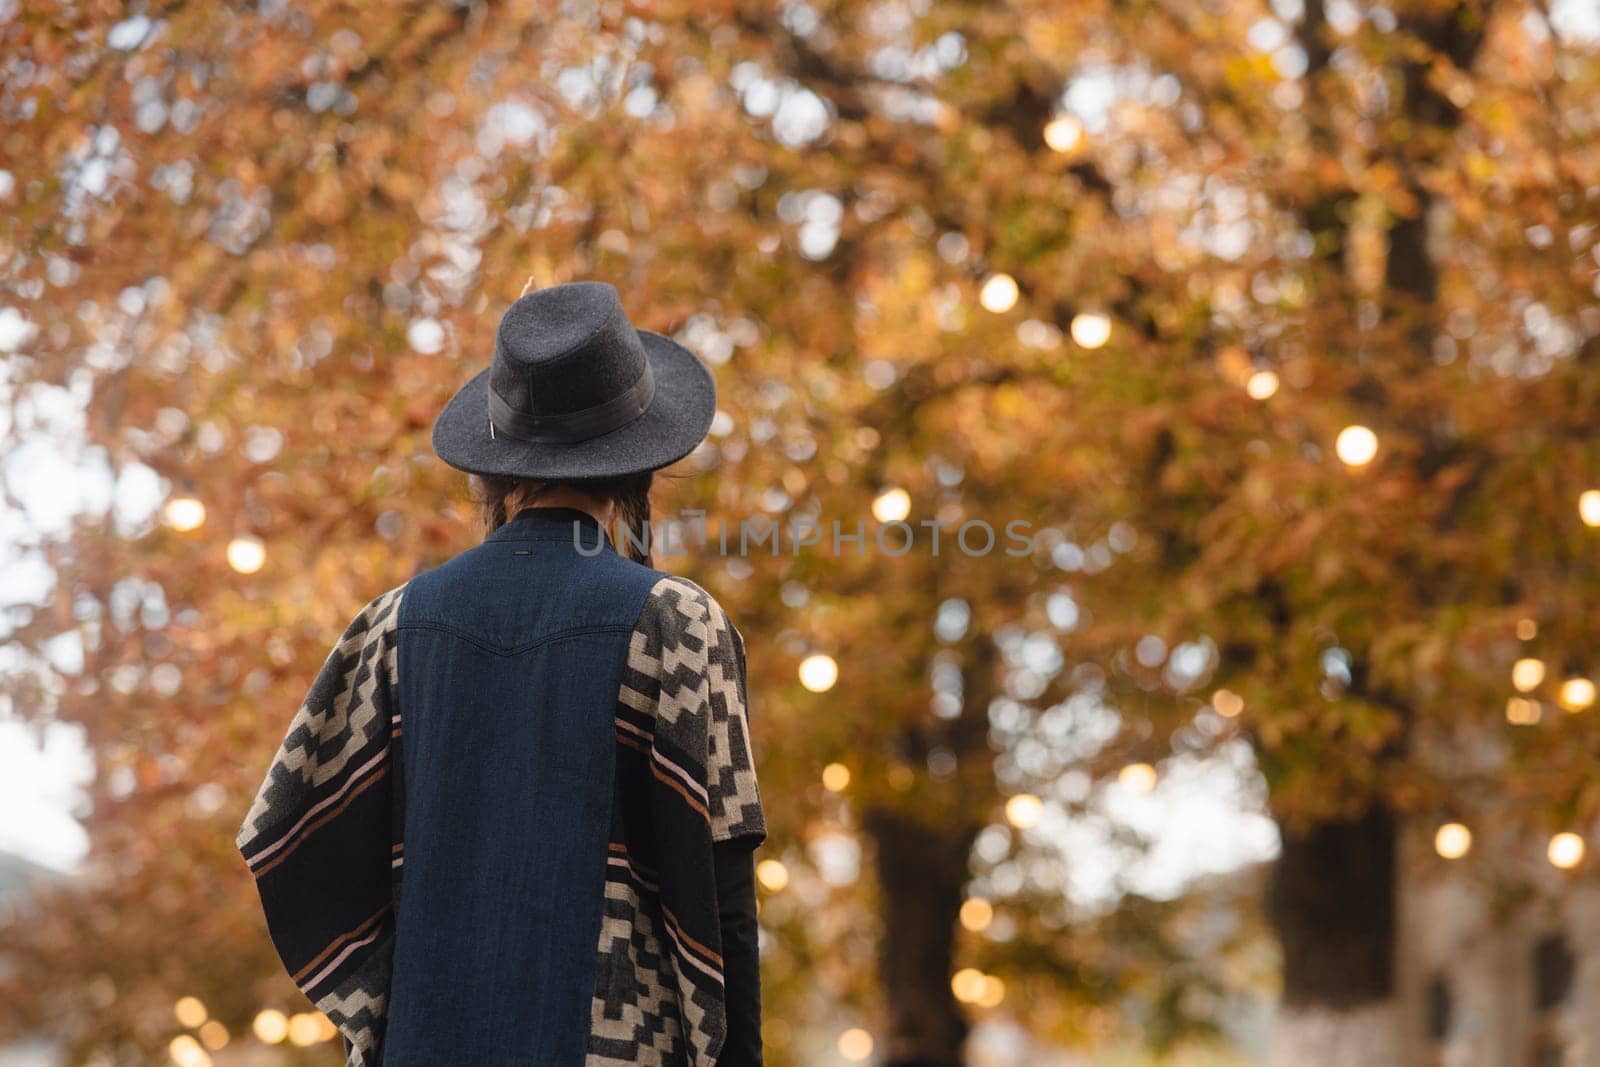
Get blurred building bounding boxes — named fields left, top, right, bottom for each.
left=0, top=850, right=65, bottom=1067
left=0, top=850, right=59, bottom=903
left=1402, top=832, right=1600, bottom=1066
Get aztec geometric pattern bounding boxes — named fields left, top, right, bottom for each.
left=591, top=576, right=766, bottom=1067
left=588, top=844, right=688, bottom=1064
left=699, top=594, right=765, bottom=845
left=236, top=584, right=406, bottom=1067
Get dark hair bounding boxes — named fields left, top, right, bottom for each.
left=470, top=472, right=655, bottom=565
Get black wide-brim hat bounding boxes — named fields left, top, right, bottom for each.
left=432, top=281, right=716, bottom=481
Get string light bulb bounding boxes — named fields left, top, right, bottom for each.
left=951, top=968, right=987, bottom=1003
left=837, top=1028, right=875, bottom=1062
left=821, top=762, right=851, bottom=792
left=167, top=1035, right=211, bottom=1067
left=979, top=273, right=1019, bottom=313
left=1434, top=822, right=1472, bottom=860
left=1512, top=658, right=1546, bottom=692
left=287, top=1013, right=323, bottom=1047
left=798, top=654, right=838, bottom=693
left=1070, top=312, right=1112, bottom=349
left=1211, top=688, right=1245, bottom=718
left=162, top=496, right=206, bottom=532
left=1549, top=832, right=1585, bottom=870
left=173, top=996, right=207, bottom=1029
left=1043, top=114, right=1085, bottom=152
left=1505, top=697, right=1542, bottom=725
left=227, top=536, right=266, bottom=575
left=252, top=1010, right=288, bottom=1044
left=1246, top=370, right=1279, bottom=399
left=959, top=897, right=994, bottom=932
left=1335, top=425, right=1378, bottom=467
left=872, top=487, right=911, bottom=523
left=1118, top=762, right=1158, bottom=794
left=1579, top=489, right=1600, bottom=528
left=197, top=1021, right=229, bottom=1050
left=1004, top=793, right=1043, bottom=829
left=1559, top=677, right=1596, bottom=713
left=756, top=859, right=790, bottom=892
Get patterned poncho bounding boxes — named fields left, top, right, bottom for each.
left=236, top=509, right=765, bottom=1065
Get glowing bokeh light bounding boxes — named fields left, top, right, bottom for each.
left=1246, top=370, right=1279, bottom=399
left=951, top=968, right=986, bottom=1003
left=252, top=1010, right=288, bottom=1044
left=1434, top=822, right=1472, bottom=860
left=1512, top=658, right=1546, bottom=692
left=1549, top=832, right=1586, bottom=870
left=1580, top=489, right=1600, bottom=527
left=167, top=1035, right=211, bottom=1067
left=1335, top=425, right=1378, bottom=467
left=959, top=897, right=994, bottom=932
left=162, top=496, right=206, bottom=532
left=1211, top=688, right=1245, bottom=718
left=173, top=996, right=207, bottom=1029
left=1506, top=697, right=1542, bottom=725
left=798, top=653, right=839, bottom=693
left=1004, top=793, right=1043, bottom=829
left=1069, top=312, right=1112, bottom=349
left=872, top=487, right=912, bottom=523
left=1043, top=115, right=1085, bottom=152
left=227, top=536, right=266, bottom=574
left=756, top=859, right=790, bottom=892
left=287, top=1013, right=324, bottom=1047
left=197, top=1021, right=229, bottom=1051
left=821, top=762, right=851, bottom=792
left=978, top=273, right=1019, bottom=313
left=837, top=1028, right=875, bottom=1061
left=1560, top=677, right=1596, bottom=713
left=1118, top=762, right=1158, bottom=794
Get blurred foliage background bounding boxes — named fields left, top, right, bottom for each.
left=1, top=0, right=1598, bottom=1065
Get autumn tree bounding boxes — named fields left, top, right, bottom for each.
left=4, top=2, right=1598, bottom=1067
left=676, top=2, right=1600, bottom=1063
left=1018, top=4, right=1600, bottom=1063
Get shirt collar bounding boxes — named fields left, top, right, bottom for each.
left=486, top=506, right=613, bottom=550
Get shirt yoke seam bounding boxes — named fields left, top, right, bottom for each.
left=394, top=620, right=636, bottom=658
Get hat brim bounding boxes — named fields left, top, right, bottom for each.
left=431, top=329, right=716, bottom=481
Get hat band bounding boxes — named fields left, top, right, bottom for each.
left=487, top=362, right=656, bottom=445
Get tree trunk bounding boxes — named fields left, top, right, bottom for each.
left=1266, top=803, right=1403, bottom=1065
left=865, top=807, right=974, bottom=1067
left=1265, top=4, right=1486, bottom=1063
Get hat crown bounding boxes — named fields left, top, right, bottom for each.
left=431, top=277, right=716, bottom=479
left=489, top=281, right=649, bottom=423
